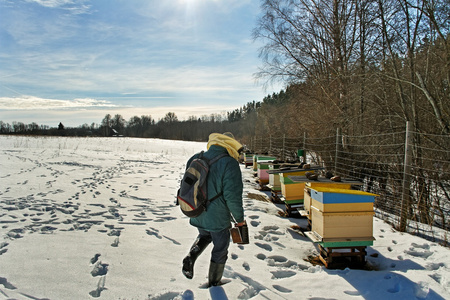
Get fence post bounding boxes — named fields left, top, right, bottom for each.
left=335, top=128, right=341, bottom=174
left=399, top=121, right=412, bottom=232
left=303, top=132, right=307, bottom=163
left=269, top=135, right=272, bottom=155
left=261, top=137, right=264, bottom=153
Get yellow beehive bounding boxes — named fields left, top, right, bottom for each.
left=311, top=206, right=374, bottom=239
left=281, top=182, right=305, bottom=201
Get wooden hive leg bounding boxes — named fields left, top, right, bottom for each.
left=318, top=245, right=331, bottom=268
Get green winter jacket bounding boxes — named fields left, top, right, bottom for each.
left=187, top=144, right=244, bottom=232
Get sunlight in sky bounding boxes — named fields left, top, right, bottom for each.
left=0, top=0, right=282, bottom=127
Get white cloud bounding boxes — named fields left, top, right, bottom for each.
left=25, top=0, right=91, bottom=13
left=0, top=96, right=117, bottom=110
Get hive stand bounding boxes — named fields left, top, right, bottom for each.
left=280, top=196, right=302, bottom=217
left=267, top=188, right=283, bottom=204
left=318, top=244, right=367, bottom=268
left=305, top=231, right=374, bottom=269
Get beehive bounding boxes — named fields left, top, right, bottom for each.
left=309, top=187, right=377, bottom=240
left=271, top=167, right=322, bottom=204
left=281, top=182, right=305, bottom=202
left=252, top=155, right=276, bottom=171
left=257, top=161, right=271, bottom=184
left=311, top=206, right=374, bottom=239
left=268, top=164, right=281, bottom=191
left=243, top=153, right=254, bottom=167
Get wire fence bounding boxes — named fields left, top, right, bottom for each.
left=247, top=122, right=450, bottom=245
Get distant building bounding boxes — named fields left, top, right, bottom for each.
left=112, top=128, right=123, bottom=137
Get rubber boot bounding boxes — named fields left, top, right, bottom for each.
left=208, top=261, right=225, bottom=287
left=182, top=237, right=210, bottom=279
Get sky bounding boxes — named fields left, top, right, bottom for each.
left=0, top=0, right=282, bottom=127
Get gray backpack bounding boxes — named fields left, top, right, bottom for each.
left=177, top=151, right=228, bottom=217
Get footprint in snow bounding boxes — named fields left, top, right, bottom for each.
left=255, top=242, right=272, bottom=252
left=146, top=228, right=162, bottom=239
left=267, top=255, right=287, bottom=263
left=89, top=276, right=106, bottom=298
left=111, top=237, right=120, bottom=247
left=90, top=253, right=101, bottom=264
left=256, top=253, right=266, bottom=260
left=429, top=273, right=445, bottom=286
left=344, top=290, right=361, bottom=296
left=425, top=262, right=445, bottom=271
left=270, top=270, right=296, bottom=279
left=243, top=262, right=250, bottom=271
left=250, top=220, right=260, bottom=227
left=405, top=243, right=433, bottom=259
left=91, top=261, right=109, bottom=277
left=0, top=242, right=9, bottom=255
left=273, top=285, right=292, bottom=293
left=0, top=277, right=17, bottom=289
left=411, top=242, right=430, bottom=249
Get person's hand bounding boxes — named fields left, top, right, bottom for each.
left=236, top=220, right=247, bottom=227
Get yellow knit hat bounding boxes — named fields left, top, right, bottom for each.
left=207, top=133, right=243, bottom=160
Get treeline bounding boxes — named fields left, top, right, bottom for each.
left=0, top=92, right=291, bottom=144
left=0, top=100, right=262, bottom=141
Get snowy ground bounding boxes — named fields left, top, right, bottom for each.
left=0, top=136, right=449, bottom=300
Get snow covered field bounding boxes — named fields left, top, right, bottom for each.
left=0, top=136, right=449, bottom=300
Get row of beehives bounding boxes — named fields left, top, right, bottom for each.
left=250, top=154, right=377, bottom=248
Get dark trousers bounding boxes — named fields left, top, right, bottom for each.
left=197, top=228, right=230, bottom=264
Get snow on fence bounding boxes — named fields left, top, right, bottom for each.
left=248, top=122, right=450, bottom=245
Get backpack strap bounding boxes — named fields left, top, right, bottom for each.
left=205, top=152, right=229, bottom=204
left=207, top=153, right=229, bottom=166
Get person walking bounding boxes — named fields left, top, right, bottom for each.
left=181, top=132, right=246, bottom=287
